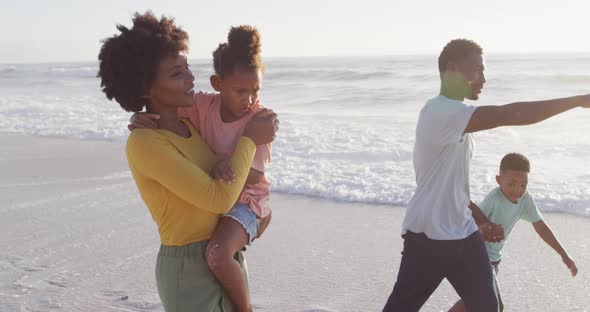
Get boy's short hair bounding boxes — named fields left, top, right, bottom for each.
left=438, top=39, right=483, bottom=73
left=500, top=153, right=530, bottom=172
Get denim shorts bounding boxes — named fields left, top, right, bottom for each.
left=224, top=203, right=259, bottom=244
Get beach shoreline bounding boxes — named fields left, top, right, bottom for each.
left=1, top=133, right=588, bottom=311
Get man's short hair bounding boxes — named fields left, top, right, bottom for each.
left=438, top=39, right=483, bottom=73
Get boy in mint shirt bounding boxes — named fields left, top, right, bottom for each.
left=449, top=153, right=578, bottom=312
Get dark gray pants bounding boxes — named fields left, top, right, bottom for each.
left=383, top=231, right=499, bottom=312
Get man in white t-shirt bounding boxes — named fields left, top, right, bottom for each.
left=382, top=39, right=590, bottom=312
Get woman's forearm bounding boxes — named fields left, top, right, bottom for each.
left=128, top=133, right=256, bottom=214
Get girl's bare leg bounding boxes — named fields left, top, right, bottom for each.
left=206, top=217, right=251, bottom=312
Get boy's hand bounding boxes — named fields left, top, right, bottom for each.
left=480, top=222, right=505, bottom=243
left=562, top=256, right=578, bottom=277
left=491, top=223, right=505, bottom=241
left=127, top=112, right=160, bottom=131
left=210, top=160, right=235, bottom=183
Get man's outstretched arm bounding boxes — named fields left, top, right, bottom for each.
left=464, top=95, right=590, bottom=133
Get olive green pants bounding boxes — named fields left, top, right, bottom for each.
left=156, top=241, right=248, bottom=312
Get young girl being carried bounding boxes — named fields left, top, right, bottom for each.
left=131, top=25, right=274, bottom=312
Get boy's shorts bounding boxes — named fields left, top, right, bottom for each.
left=224, top=202, right=259, bottom=244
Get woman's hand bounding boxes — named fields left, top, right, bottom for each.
left=243, top=109, right=279, bottom=145
left=127, top=113, right=160, bottom=131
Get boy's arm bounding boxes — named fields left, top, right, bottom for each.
left=533, top=220, right=578, bottom=276
left=464, top=95, right=590, bottom=133
left=469, top=201, right=505, bottom=242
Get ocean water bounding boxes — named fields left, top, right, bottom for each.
left=1, top=55, right=590, bottom=217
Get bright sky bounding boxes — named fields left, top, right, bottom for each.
left=1, top=0, right=589, bottom=63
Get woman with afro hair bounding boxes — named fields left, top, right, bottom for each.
left=129, top=25, right=275, bottom=312
left=98, top=11, right=277, bottom=312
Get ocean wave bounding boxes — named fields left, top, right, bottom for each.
left=0, top=64, right=99, bottom=80
left=0, top=95, right=129, bottom=140
left=496, top=73, right=590, bottom=85
left=2, top=57, right=590, bottom=219
left=267, top=69, right=393, bottom=81
left=268, top=184, right=590, bottom=218
left=46, top=65, right=98, bottom=79
left=0, top=66, right=17, bottom=73
left=49, top=65, right=98, bottom=73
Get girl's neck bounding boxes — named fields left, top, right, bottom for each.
left=219, top=96, right=240, bottom=123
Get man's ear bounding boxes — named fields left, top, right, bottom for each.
left=210, top=75, right=223, bottom=92
left=495, top=175, right=501, bottom=185
left=446, top=61, right=459, bottom=72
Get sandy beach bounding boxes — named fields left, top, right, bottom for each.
left=1, top=133, right=588, bottom=312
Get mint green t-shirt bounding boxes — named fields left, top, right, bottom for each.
left=480, top=187, right=543, bottom=262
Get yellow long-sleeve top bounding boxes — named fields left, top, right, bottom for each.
left=126, top=119, right=256, bottom=246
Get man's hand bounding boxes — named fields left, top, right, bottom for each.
left=574, top=94, right=590, bottom=108
left=480, top=222, right=505, bottom=243
left=562, top=256, right=578, bottom=277
left=210, top=160, right=235, bottom=183
left=127, top=113, right=160, bottom=131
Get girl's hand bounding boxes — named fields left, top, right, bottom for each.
left=246, top=168, right=264, bottom=185
left=243, top=109, right=279, bottom=145
left=128, top=113, right=160, bottom=131
left=210, top=160, right=235, bottom=183
left=254, top=211, right=272, bottom=241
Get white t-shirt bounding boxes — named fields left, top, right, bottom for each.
left=402, top=95, right=478, bottom=240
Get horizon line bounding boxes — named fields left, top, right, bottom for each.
left=3, top=50, right=590, bottom=65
